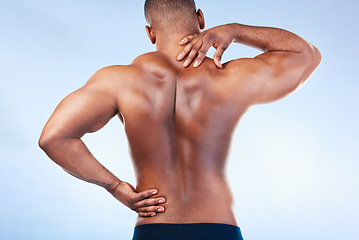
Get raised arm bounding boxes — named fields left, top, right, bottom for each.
left=39, top=66, right=166, bottom=217
left=177, top=23, right=321, bottom=104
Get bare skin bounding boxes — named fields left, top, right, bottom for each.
left=39, top=10, right=321, bottom=226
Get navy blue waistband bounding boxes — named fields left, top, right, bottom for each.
left=132, top=223, right=243, bottom=240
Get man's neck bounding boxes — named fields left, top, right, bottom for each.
left=155, top=30, right=200, bottom=63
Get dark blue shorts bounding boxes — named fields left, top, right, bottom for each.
left=132, top=223, right=244, bottom=240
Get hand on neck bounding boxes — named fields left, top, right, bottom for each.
left=155, top=29, right=201, bottom=60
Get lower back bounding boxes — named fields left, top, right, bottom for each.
left=135, top=169, right=237, bottom=226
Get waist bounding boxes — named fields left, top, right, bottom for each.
left=132, top=223, right=243, bottom=240
left=135, top=176, right=236, bottom=226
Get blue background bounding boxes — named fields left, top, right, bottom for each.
left=1, top=0, right=358, bottom=239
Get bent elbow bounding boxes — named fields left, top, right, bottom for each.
left=38, top=134, right=51, bottom=151
left=310, top=45, right=322, bottom=69
left=305, top=44, right=321, bottom=71
left=296, top=44, right=321, bottom=85
left=38, top=131, right=58, bottom=152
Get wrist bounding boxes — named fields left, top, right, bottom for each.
left=107, top=180, right=123, bottom=194
left=228, top=23, right=242, bottom=43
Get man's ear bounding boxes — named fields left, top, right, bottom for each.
left=145, top=25, right=156, bottom=44
left=196, top=9, right=205, bottom=30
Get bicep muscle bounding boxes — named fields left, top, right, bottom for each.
left=226, top=51, right=307, bottom=105
left=42, top=82, right=118, bottom=139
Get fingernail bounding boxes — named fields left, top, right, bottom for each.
left=194, top=61, right=199, bottom=67
left=180, top=39, right=185, bottom=43
left=184, top=60, right=189, bottom=66
left=152, top=190, right=158, bottom=195
left=177, top=53, right=183, bottom=60
left=158, top=199, right=164, bottom=204
left=158, top=208, right=164, bottom=212
left=151, top=213, right=156, bottom=217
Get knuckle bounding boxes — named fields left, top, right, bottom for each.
left=198, top=49, right=206, bottom=54
left=190, top=49, right=199, bottom=56
left=141, top=193, right=149, bottom=199
left=186, top=55, right=194, bottom=61
left=205, top=34, right=214, bottom=41
left=197, top=53, right=205, bottom=59
left=192, top=46, right=199, bottom=51
left=187, top=55, right=195, bottom=61
left=130, top=200, right=138, bottom=207
left=129, top=196, right=137, bottom=203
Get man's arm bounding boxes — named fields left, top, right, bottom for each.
left=39, top=66, right=166, bottom=217
left=177, top=23, right=321, bottom=104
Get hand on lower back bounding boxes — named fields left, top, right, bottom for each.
left=112, top=181, right=166, bottom=217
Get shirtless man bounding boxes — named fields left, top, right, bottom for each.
left=39, top=0, right=321, bottom=239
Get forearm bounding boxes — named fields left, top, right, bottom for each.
left=40, top=137, right=121, bottom=192
left=229, top=23, right=313, bottom=53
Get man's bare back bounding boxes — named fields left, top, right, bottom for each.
left=39, top=1, right=320, bottom=238
left=123, top=53, right=244, bottom=225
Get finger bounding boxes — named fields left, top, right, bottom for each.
left=132, top=197, right=166, bottom=210
left=183, top=40, right=204, bottom=67
left=177, top=40, right=197, bottom=60
left=179, top=35, right=195, bottom=45
left=133, top=189, right=159, bottom=202
left=213, top=44, right=228, bottom=68
left=138, top=212, right=157, bottom=218
left=193, top=40, right=213, bottom=68
left=136, top=206, right=166, bottom=214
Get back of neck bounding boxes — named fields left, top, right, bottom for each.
left=155, top=29, right=200, bottom=60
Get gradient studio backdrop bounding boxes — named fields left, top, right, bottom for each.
left=1, top=0, right=358, bottom=239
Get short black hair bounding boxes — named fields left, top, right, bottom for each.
left=144, top=0, right=197, bottom=31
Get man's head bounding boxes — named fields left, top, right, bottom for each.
left=144, top=0, right=204, bottom=44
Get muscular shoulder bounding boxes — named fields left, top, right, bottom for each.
left=88, top=65, right=138, bottom=84
left=222, top=58, right=266, bottom=79
left=87, top=52, right=177, bottom=91
left=78, top=65, right=141, bottom=111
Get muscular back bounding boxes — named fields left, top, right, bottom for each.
left=116, top=52, right=246, bottom=225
